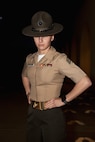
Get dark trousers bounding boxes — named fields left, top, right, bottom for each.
left=27, top=105, right=67, bottom=142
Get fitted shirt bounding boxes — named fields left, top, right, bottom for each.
left=22, top=46, right=86, bottom=102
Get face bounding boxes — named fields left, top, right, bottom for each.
left=33, top=35, right=54, bottom=54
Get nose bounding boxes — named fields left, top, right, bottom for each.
left=39, top=37, right=43, bottom=42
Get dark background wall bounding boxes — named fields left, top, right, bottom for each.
left=0, top=0, right=95, bottom=92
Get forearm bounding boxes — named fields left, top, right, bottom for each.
left=22, top=75, right=31, bottom=95
left=65, top=75, right=92, bottom=102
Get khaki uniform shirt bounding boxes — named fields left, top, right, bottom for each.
left=22, top=46, right=86, bottom=102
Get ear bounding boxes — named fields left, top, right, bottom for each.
left=51, top=35, right=54, bottom=41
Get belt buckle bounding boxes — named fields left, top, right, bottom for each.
left=33, top=101, right=45, bottom=110
left=39, top=102, right=44, bottom=110
left=33, top=101, right=38, bottom=108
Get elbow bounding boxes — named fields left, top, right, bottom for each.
left=85, top=76, right=92, bottom=88
left=89, top=79, right=92, bottom=87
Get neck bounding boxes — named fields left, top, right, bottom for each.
left=38, top=46, right=51, bottom=55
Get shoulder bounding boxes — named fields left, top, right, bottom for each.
left=57, top=52, right=69, bottom=61
left=56, top=52, right=74, bottom=66
left=26, top=52, right=36, bottom=62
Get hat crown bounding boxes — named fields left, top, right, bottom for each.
left=22, top=11, right=63, bottom=37
left=31, top=11, right=53, bottom=32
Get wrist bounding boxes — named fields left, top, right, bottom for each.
left=61, top=95, right=68, bottom=105
left=62, top=99, right=68, bottom=105
left=26, top=92, right=30, bottom=96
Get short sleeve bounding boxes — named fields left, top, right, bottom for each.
left=57, top=53, right=87, bottom=83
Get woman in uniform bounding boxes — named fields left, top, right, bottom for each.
left=21, top=11, right=92, bottom=142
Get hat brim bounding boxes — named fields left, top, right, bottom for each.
left=22, top=23, right=63, bottom=37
